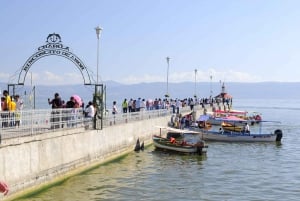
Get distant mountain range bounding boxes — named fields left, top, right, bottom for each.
left=0, top=81, right=299, bottom=109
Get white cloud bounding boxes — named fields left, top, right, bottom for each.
left=118, top=69, right=263, bottom=84
left=121, top=74, right=164, bottom=84
left=23, top=71, right=84, bottom=85
left=208, top=69, right=263, bottom=83
left=15, top=69, right=266, bottom=86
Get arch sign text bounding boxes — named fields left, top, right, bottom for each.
left=18, top=33, right=92, bottom=85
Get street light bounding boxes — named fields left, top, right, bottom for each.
left=194, top=69, right=197, bottom=98
left=210, top=74, right=213, bottom=98
left=95, top=26, right=102, bottom=84
left=166, top=57, right=170, bottom=97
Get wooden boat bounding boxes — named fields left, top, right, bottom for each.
left=152, top=127, right=208, bottom=155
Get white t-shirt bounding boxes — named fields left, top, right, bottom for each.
left=85, top=105, right=95, bottom=117
left=112, top=105, right=118, bottom=114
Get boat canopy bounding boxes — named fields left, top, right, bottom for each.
left=215, top=93, right=232, bottom=99
left=197, top=115, right=210, bottom=121
left=214, top=109, right=247, bottom=115
left=219, top=115, right=246, bottom=122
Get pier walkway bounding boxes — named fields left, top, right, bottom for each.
left=0, top=104, right=207, bottom=200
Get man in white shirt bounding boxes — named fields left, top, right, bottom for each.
left=15, top=95, right=24, bottom=110
left=175, top=99, right=181, bottom=114
left=244, top=123, right=250, bottom=133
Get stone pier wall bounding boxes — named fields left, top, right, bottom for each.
left=0, top=108, right=204, bottom=200
left=0, top=114, right=170, bottom=200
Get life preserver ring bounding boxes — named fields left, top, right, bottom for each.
left=0, top=181, right=9, bottom=195
left=170, top=137, right=176, bottom=144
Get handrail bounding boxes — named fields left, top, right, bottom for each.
left=0, top=105, right=201, bottom=141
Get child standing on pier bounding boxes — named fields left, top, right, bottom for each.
left=112, top=101, right=118, bottom=115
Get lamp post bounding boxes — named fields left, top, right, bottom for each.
left=210, top=74, right=213, bottom=98
left=194, top=69, right=197, bottom=98
left=95, top=26, right=102, bottom=84
left=166, top=57, right=170, bottom=98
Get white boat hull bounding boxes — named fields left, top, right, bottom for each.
left=199, top=130, right=280, bottom=142
left=207, top=118, right=259, bottom=126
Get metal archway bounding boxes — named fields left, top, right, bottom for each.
left=12, top=33, right=106, bottom=129
left=17, top=33, right=92, bottom=85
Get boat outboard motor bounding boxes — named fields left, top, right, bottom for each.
left=196, top=146, right=203, bottom=155
left=134, top=138, right=141, bottom=151
left=196, top=141, right=205, bottom=155
left=140, top=141, right=144, bottom=151
left=274, top=129, right=283, bottom=142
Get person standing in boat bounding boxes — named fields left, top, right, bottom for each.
left=243, top=123, right=250, bottom=134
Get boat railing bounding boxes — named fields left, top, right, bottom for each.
left=0, top=105, right=199, bottom=141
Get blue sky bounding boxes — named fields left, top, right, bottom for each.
left=1, top=0, right=300, bottom=85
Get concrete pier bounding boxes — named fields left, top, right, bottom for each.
left=0, top=107, right=204, bottom=200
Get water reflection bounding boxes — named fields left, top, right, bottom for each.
left=14, top=138, right=298, bottom=201
left=15, top=146, right=208, bottom=201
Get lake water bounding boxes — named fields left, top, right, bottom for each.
left=13, top=99, right=300, bottom=201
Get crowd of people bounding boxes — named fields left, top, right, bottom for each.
left=1, top=90, right=233, bottom=129
left=47, top=92, right=95, bottom=129
left=1, top=91, right=94, bottom=129
left=110, top=97, right=217, bottom=115
left=47, top=93, right=95, bottom=118
left=1, top=90, right=23, bottom=128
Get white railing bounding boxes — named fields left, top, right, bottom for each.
left=0, top=108, right=87, bottom=140
left=0, top=105, right=199, bottom=141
